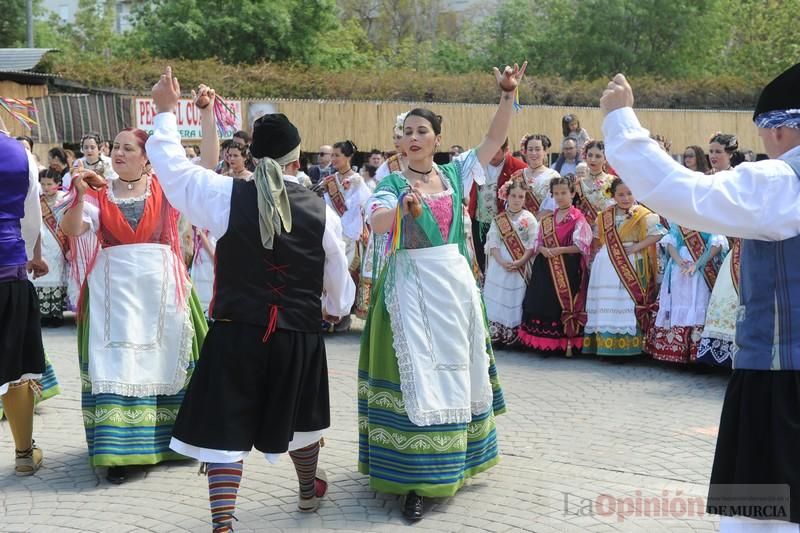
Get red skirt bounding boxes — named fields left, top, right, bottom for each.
left=645, top=324, right=703, bottom=364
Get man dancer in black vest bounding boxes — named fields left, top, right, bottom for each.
left=146, top=68, right=355, bottom=532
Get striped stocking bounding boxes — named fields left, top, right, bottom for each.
left=289, top=441, right=321, bottom=499
left=207, top=461, right=243, bottom=532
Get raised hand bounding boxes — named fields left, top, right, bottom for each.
left=493, top=61, right=528, bottom=93
left=191, top=84, right=216, bottom=110
left=600, top=73, right=635, bottom=116
left=152, top=65, right=181, bottom=114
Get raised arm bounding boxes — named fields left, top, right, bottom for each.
left=194, top=85, right=220, bottom=170
left=600, top=74, right=800, bottom=241
left=147, top=67, right=234, bottom=238
left=475, top=62, right=527, bottom=168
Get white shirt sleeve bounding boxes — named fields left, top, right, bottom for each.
left=321, top=205, right=356, bottom=317
left=602, top=107, right=800, bottom=241
left=145, top=112, right=234, bottom=239
left=21, top=152, right=42, bottom=259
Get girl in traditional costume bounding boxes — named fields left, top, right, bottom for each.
left=697, top=133, right=744, bottom=367
left=322, top=140, right=370, bottom=330
left=584, top=178, right=665, bottom=357
left=359, top=117, right=410, bottom=318
left=79, top=132, right=117, bottom=181
left=31, top=170, right=69, bottom=327
left=223, top=142, right=253, bottom=180
left=574, top=140, right=614, bottom=227
left=646, top=220, right=726, bottom=364
left=60, top=128, right=207, bottom=485
left=359, top=62, right=525, bottom=520
left=484, top=177, right=538, bottom=345
left=519, top=177, right=593, bottom=356
left=508, top=134, right=559, bottom=218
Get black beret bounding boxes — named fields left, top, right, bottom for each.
left=250, top=113, right=300, bottom=159
left=753, top=62, right=800, bottom=121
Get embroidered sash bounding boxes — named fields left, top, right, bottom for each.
left=576, top=180, right=598, bottom=222
left=678, top=226, right=718, bottom=291
left=601, top=207, right=656, bottom=332
left=324, top=175, right=347, bottom=216
left=387, top=154, right=403, bottom=173
left=730, top=237, right=741, bottom=297
left=40, top=196, right=69, bottom=257
left=509, top=169, right=541, bottom=213
left=541, top=213, right=586, bottom=337
left=495, top=211, right=530, bottom=282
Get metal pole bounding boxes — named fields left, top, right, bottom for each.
left=26, top=0, right=34, bottom=47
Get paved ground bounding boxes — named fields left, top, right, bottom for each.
left=0, top=319, right=729, bottom=532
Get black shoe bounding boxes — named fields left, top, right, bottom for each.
left=334, top=315, right=352, bottom=333
left=403, top=492, right=424, bottom=521
left=106, top=465, right=128, bottom=484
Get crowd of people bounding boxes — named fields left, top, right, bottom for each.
left=2, top=60, right=800, bottom=533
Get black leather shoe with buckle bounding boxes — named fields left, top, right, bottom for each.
left=106, top=465, right=128, bottom=484
left=403, top=491, right=424, bottom=521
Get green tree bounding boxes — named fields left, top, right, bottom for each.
left=723, top=0, right=800, bottom=79
left=1, top=0, right=29, bottom=47
left=129, top=0, right=343, bottom=65
left=35, top=0, right=119, bottom=57
left=556, top=0, right=730, bottom=78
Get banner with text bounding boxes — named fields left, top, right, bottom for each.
left=134, top=98, right=243, bottom=140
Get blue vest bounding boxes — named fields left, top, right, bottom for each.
left=734, top=154, right=800, bottom=370
left=0, top=134, right=31, bottom=267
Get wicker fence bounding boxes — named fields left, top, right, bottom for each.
left=252, top=99, right=760, bottom=154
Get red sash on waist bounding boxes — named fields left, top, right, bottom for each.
left=601, top=207, right=656, bottom=332
left=324, top=175, right=347, bottom=216
left=679, top=226, right=718, bottom=291
left=541, top=213, right=586, bottom=337
left=495, top=211, right=530, bottom=282
left=40, top=196, right=69, bottom=257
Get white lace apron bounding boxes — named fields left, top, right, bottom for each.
left=87, top=243, right=193, bottom=397
left=385, top=243, right=493, bottom=426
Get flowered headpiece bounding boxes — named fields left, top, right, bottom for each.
left=394, top=112, right=409, bottom=137
left=497, top=175, right=528, bottom=201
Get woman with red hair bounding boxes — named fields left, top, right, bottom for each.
left=60, top=127, right=207, bottom=485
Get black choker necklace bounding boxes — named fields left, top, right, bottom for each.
left=118, top=176, right=143, bottom=191
left=408, top=165, right=434, bottom=183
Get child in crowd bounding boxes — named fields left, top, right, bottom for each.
left=32, top=170, right=69, bottom=327
left=519, top=176, right=592, bottom=356
left=484, top=177, right=538, bottom=345
left=584, top=178, right=665, bottom=358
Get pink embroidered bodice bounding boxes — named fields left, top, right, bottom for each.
left=423, top=189, right=453, bottom=242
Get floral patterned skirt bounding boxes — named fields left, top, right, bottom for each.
left=36, top=286, right=66, bottom=319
